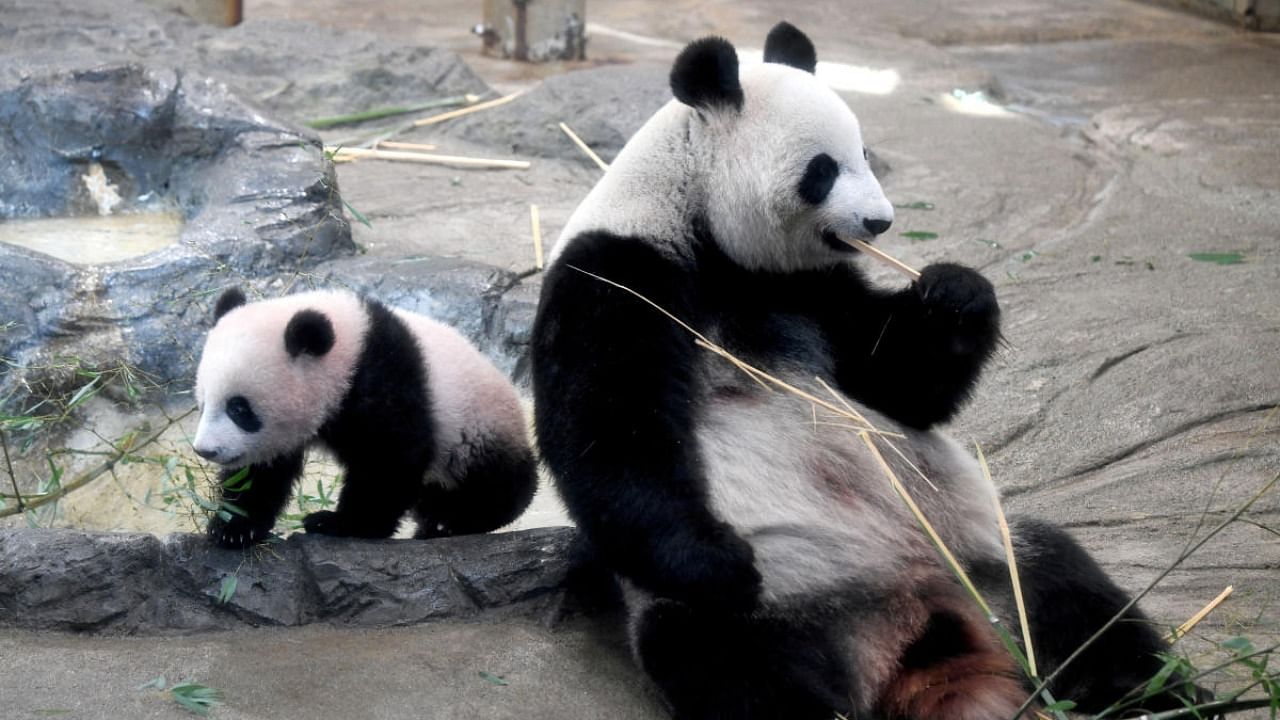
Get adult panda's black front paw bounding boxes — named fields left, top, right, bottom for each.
left=207, top=514, right=274, bottom=549
left=915, top=262, right=1000, bottom=355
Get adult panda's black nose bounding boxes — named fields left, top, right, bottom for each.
left=195, top=448, right=219, bottom=461
left=863, top=217, right=892, bottom=236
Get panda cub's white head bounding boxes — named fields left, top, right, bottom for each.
left=676, top=23, right=894, bottom=272
left=192, top=288, right=368, bottom=468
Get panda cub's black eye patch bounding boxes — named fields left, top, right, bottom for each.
left=798, top=153, right=839, bottom=205
left=226, top=395, right=262, bottom=433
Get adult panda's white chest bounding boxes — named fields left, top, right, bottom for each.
left=691, top=315, right=1005, bottom=605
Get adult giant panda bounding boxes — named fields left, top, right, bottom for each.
left=194, top=288, right=536, bottom=548
left=531, top=23, right=1209, bottom=720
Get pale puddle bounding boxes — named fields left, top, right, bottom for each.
left=0, top=211, right=184, bottom=265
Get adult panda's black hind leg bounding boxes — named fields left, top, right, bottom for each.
left=634, top=600, right=854, bottom=720
left=996, top=518, right=1214, bottom=716
left=413, top=439, right=537, bottom=538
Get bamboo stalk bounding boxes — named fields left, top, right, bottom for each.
left=307, top=95, right=477, bottom=129
left=839, top=235, right=921, bottom=281
left=0, top=409, right=195, bottom=519
left=376, top=141, right=438, bottom=152
left=412, top=91, right=522, bottom=127
left=1170, top=586, right=1234, bottom=641
left=530, top=204, right=545, bottom=270
left=559, top=122, right=610, bottom=171
left=326, top=146, right=530, bottom=170
left=860, top=431, right=993, bottom=614
left=979, top=442, right=1038, bottom=678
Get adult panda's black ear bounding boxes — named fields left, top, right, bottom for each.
left=670, top=36, right=743, bottom=111
left=214, top=287, right=247, bottom=322
left=763, top=22, right=817, bottom=73
left=284, top=309, right=335, bottom=358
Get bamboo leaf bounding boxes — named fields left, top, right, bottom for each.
left=1188, top=252, right=1245, bottom=265
left=900, top=230, right=938, bottom=241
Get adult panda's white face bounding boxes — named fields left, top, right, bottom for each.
left=191, top=288, right=367, bottom=468
left=675, top=24, right=894, bottom=272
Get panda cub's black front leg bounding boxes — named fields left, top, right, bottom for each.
left=302, top=459, right=422, bottom=539
left=207, top=451, right=303, bottom=549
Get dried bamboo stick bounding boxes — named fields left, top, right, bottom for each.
left=839, top=235, right=921, bottom=281
left=530, top=204, right=545, bottom=270
left=326, top=146, right=530, bottom=170
left=376, top=141, right=438, bottom=152
left=412, top=92, right=522, bottom=126
left=1171, top=586, right=1234, bottom=640
left=980, top=442, right=1038, bottom=677
left=559, top=122, right=610, bottom=171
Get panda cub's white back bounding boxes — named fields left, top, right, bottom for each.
left=194, top=287, right=536, bottom=548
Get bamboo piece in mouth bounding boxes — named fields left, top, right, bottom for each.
left=839, top=234, right=921, bottom=281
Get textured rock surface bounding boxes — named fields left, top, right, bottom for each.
left=0, top=527, right=574, bottom=634
left=0, top=62, right=352, bottom=398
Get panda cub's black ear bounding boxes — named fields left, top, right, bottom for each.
left=670, top=36, right=744, bottom=111
left=214, top=287, right=247, bottom=322
left=763, top=22, right=817, bottom=74
left=284, top=309, right=335, bottom=359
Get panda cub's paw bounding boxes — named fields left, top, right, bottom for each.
left=915, top=263, right=1000, bottom=351
left=207, top=514, right=274, bottom=549
left=301, top=510, right=349, bottom=537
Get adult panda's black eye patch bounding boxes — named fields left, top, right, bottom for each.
left=798, top=153, right=839, bottom=205
left=226, top=395, right=262, bottom=433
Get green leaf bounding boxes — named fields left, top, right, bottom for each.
left=170, top=682, right=224, bottom=717
left=1145, top=655, right=1182, bottom=697
left=65, top=376, right=100, bottom=411
left=216, top=575, right=238, bottom=605
left=221, top=467, right=252, bottom=493
left=1222, top=636, right=1256, bottom=656
left=900, top=231, right=938, bottom=241
left=343, top=198, right=372, bottom=228
left=894, top=201, right=935, bottom=210
left=478, top=670, right=509, bottom=686
left=1043, top=699, right=1077, bottom=712
left=1188, top=252, right=1245, bottom=265
left=137, top=675, right=167, bottom=691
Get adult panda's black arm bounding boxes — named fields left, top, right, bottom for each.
left=531, top=232, right=762, bottom=611
left=821, top=262, right=1001, bottom=429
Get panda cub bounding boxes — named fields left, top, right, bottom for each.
left=532, top=23, right=1210, bottom=720
left=193, top=287, right=536, bottom=549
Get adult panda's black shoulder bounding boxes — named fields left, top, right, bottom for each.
left=531, top=22, right=1212, bottom=720
left=193, top=288, right=536, bottom=548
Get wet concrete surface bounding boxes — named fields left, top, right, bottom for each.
left=3, top=0, right=1278, bottom=717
